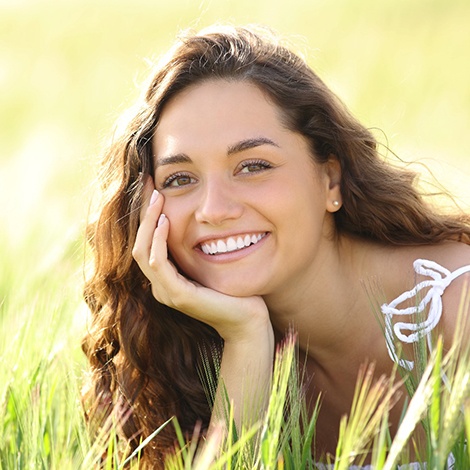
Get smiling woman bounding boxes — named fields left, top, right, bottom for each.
left=150, top=80, right=337, bottom=297
left=82, top=24, right=470, bottom=468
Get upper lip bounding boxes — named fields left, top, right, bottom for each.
left=194, top=231, right=269, bottom=249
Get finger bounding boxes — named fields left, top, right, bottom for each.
left=133, top=189, right=165, bottom=263
left=148, top=212, right=170, bottom=271
left=144, top=215, right=197, bottom=306
left=139, top=175, right=157, bottom=221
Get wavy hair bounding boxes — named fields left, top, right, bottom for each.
left=82, top=24, right=470, bottom=467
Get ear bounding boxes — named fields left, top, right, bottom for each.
left=325, top=156, right=342, bottom=213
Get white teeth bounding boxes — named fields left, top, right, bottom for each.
left=201, top=233, right=266, bottom=255
left=226, top=237, right=238, bottom=252
left=217, top=240, right=227, bottom=253
left=236, top=237, right=245, bottom=249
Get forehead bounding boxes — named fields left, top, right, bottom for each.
left=153, top=80, right=286, bottom=155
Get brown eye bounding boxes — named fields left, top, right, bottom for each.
left=173, top=176, right=191, bottom=186
left=238, top=160, right=272, bottom=174
left=163, top=173, right=196, bottom=188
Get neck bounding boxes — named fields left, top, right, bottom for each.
left=264, top=235, right=388, bottom=364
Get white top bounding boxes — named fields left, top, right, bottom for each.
left=381, top=259, right=470, bottom=371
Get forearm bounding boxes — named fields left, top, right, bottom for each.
left=209, top=323, right=275, bottom=433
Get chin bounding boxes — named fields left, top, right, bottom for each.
left=175, top=259, right=271, bottom=297
left=196, top=276, right=266, bottom=298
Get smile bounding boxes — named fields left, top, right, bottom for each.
left=199, top=233, right=267, bottom=255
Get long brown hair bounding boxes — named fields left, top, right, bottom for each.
left=82, top=24, right=470, bottom=466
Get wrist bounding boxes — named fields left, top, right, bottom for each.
left=223, top=321, right=275, bottom=353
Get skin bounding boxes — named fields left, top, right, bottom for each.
left=132, top=79, right=470, bottom=456
left=152, top=80, right=341, bottom=298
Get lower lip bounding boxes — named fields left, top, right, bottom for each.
left=196, top=233, right=270, bottom=263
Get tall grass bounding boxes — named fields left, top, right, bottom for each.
left=0, top=299, right=89, bottom=468
left=2, top=271, right=469, bottom=469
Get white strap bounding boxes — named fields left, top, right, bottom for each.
left=381, top=259, right=470, bottom=370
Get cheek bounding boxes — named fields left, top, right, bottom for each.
left=163, top=200, right=188, bottom=253
left=163, top=198, right=208, bottom=279
left=166, top=225, right=193, bottom=276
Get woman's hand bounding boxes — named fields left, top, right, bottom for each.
left=133, top=178, right=275, bottom=430
left=132, top=178, right=272, bottom=343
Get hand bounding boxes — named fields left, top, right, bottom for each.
left=132, top=178, right=272, bottom=343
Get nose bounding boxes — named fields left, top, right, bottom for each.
left=195, top=179, right=244, bottom=226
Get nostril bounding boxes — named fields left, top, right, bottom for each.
left=195, top=193, right=244, bottom=225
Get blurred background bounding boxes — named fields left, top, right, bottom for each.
left=1, top=0, right=470, bottom=309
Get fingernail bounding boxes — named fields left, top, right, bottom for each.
left=150, top=190, right=159, bottom=205
left=158, top=214, right=166, bottom=227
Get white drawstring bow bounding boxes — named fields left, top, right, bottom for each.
left=381, top=259, right=470, bottom=370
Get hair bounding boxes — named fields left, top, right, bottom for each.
left=82, top=24, right=470, bottom=467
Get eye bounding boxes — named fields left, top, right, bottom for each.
left=238, top=159, right=273, bottom=174
left=162, top=172, right=197, bottom=188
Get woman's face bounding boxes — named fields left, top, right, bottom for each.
left=153, top=80, right=340, bottom=297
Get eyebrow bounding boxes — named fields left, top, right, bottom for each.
left=155, top=137, right=279, bottom=167
left=227, top=137, right=280, bottom=155
left=155, top=153, right=191, bottom=167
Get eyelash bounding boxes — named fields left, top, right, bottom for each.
left=238, top=159, right=273, bottom=173
left=160, top=159, right=273, bottom=189
left=161, top=172, right=195, bottom=188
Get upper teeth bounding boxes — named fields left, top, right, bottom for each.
left=201, top=234, right=265, bottom=255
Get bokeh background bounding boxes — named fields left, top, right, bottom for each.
left=1, top=0, right=470, bottom=465
left=1, top=0, right=470, bottom=343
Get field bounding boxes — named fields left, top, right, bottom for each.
left=1, top=0, right=470, bottom=468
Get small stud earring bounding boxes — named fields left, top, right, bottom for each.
left=332, top=200, right=340, bottom=207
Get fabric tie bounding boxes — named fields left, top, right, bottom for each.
left=381, top=259, right=470, bottom=370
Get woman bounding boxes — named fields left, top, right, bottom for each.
left=82, top=24, right=470, bottom=466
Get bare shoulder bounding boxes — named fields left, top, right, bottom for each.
left=404, top=240, right=470, bottom=268
left=386, top=241, right=470, bottom=289
left=427, top=241, right=470, bottom=269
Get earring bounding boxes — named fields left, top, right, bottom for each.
left=332, top=200, right=340, bottom=207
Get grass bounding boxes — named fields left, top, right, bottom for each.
left=2, top=0, right=470, bottom=468
left=1, top=273, right=469, bottom=469
left=0, top=299, right=89, bottom=469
